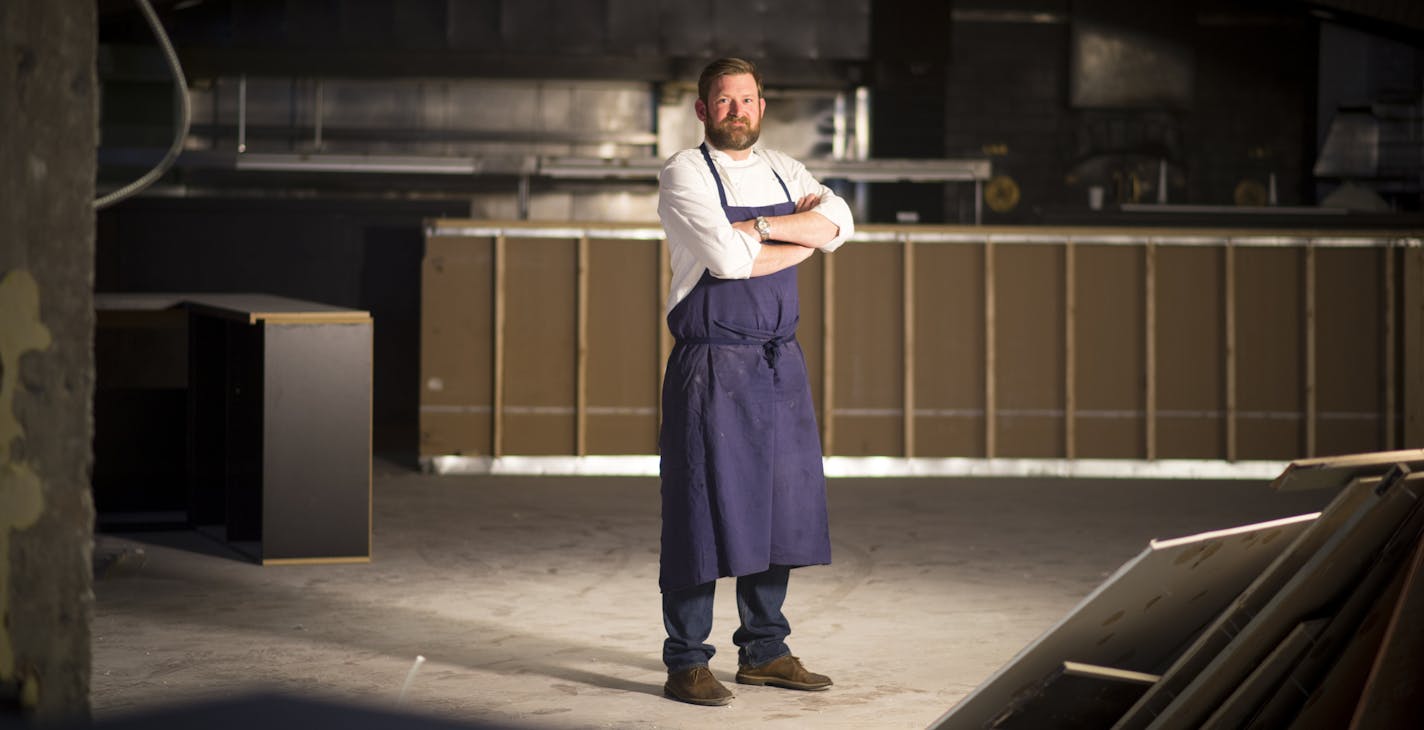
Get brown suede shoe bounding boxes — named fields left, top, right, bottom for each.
left=735, top=655, right=833, bottom=691
left=664, top=666, right=734, bottom=706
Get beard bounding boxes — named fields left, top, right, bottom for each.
left=705, top=115, right=760, bottom=152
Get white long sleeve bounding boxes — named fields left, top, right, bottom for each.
left=657, top=143, right=855, bottom=315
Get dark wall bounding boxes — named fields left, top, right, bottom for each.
left=1188, top=12, right=1314, bottom=207
left=869, top=0, right=950, bottom=223
left=944, top=7, right=1071, bottom=223
left=945, top=0, right=1317, bottom=223
left=96, top=198, right=469, bottom=461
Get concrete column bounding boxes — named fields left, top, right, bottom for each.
left=1, top=0, right=97, bottom=720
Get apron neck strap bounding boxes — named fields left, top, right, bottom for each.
left=699, top=143, right=792, bottom=209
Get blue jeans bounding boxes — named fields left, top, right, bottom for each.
left=662, top=565, right=792, bottom=673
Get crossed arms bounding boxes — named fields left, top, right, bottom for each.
left=657, top=148, right=855, bottom=284
left=732, top=194, right=842, bottom=276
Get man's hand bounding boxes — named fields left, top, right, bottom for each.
left=795, top=194, right=821, bottom=213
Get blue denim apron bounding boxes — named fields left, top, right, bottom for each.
left=658, top=144, right=832, bottom=593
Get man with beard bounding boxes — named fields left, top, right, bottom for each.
left=655, top=57, right=855, bottom=706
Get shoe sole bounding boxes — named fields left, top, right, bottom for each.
left=734, top=676, right=832, bottom=691
left=663, top=685, right=734, bottom=706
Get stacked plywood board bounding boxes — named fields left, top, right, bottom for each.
left=930, top=449, right=1424, bottom=730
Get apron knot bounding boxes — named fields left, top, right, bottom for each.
left=763, top=336, right=787, bottom=369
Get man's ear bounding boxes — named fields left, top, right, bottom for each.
left=759, top=98, right=766, bottom=116
left=695, top=98, right=707, bottom=123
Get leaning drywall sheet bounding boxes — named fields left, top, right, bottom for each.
left=990, top=661, right=1159, bottom=730
left=1131, top=471, right=1423, bottom=729
left=1245, top=550, right=1410, bottom=729
left=1349, top=527, right=1424, bottom=730
left=1253, top=497, right=1423, bottom=729
left=1199, top=618, right=1328, bottom=730
left=1276, top=547, right=1412, bottom=730
left=1114, top=475, right=1380, bottom=728
left=1270, top=449, right=1424, bottom=492
left=926, top=512, right=1318, bottom=730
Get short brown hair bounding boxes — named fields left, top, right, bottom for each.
left=698, top=57, right=763, bottom=104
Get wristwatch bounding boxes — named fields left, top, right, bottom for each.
left=754, top=216, right=772, bottom=241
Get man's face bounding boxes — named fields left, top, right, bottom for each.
left=696, top=73, right=764, bottom=153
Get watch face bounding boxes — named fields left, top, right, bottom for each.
left=756, top=217, right=770, bottom=235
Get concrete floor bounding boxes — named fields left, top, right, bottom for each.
left=90, top=462, right=1334, bottom=729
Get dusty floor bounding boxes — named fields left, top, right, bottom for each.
left=89, top=463, right=1333, bottom=729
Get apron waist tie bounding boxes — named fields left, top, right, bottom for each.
left=678, top=335, right=791, bottom=369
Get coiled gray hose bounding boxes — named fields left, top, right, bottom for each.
left=94, top=0, right=190, bottom=210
